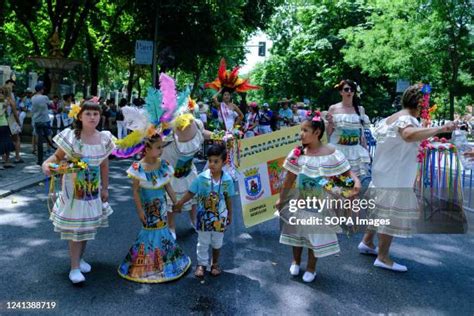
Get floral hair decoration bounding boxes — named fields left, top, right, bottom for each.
left=418, top=83, right=434, bottom=126
left=68, top=103, right=81, bottom=119
left=306, top=110, right=322, bottom=122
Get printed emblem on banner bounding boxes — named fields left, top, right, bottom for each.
left=244, top=168, right=264, bottom=200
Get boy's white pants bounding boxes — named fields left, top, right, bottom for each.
left=197, top=231, right=224, bottom=266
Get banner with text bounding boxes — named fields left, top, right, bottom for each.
left=237, top=126, right=301, bottom=227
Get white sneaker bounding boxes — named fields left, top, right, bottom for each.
left=302, top=271, right=317, bottom=283
left=358, top=241, right=378, bottom=255
left=373, top=258, right=407, bottom=272
left=80, top=259, right=91, bottom=273
left=69, top=269, right=85, bottom=283
left=289, top=263, right=300, bottom=276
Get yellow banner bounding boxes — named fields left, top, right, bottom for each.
left=237, top=126, right=301, bottom=227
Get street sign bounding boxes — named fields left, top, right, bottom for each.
left=135, top=40, right=154, bottom=65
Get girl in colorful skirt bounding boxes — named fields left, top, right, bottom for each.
left=117, top=134, right=191, bottom=283
left=42, top=99, right=115, bottom=284
left=276, top=111, right=361, bottom=282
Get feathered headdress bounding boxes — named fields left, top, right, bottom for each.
left=113, top=73, right=181, bottom=158
left=205, top=58, right=260, bottom=93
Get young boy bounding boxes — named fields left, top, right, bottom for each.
left=175, top=144, right=235, bottom=277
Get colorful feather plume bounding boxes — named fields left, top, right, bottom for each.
left=115, top=130, right=146, bottom=149
left=205, top=58, right=260, bottom=93
left=113, top=144, right=145, bottom=158
left=159, top=73, right=177, bottom=123
left=145, top=87, right=163, bottom=126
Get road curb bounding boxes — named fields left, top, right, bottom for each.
left=0, top=174, right=48, bottom=198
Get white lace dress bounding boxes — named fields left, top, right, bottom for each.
left=279, top=148, right=351, bottom=257
left=367, top=115, right=421, bottom=237
left=50, top=128, right=115, bottom=241
left=329, top=113, right=371, bottom=176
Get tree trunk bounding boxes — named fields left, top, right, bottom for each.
left=85, top=29, right=100, bottom=96
left=90, top=57, right=99, bottom=96
left=449, top=89, right=455, bottom=121
left=43, top=69, right=52, bottom=95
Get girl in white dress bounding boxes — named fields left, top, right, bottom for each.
left=326, top=79, right=371, bottom=176
left=42, top=100, right=115, bottom=284
left=276, top=112, right=361, bottom=282
left=161, top=114, right=214, bottom=238
left=359, top=85, right=456, bottom=272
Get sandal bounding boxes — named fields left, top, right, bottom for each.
left=210, top=264, right=222, bottom=277
left=194, top=265, right=206, bottom=278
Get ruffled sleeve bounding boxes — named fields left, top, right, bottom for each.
left=53, top=128, right=76, bottom=158
left=173, top=120, right=204, bottom=155
left=374, top=115, right=420, bottom=143
left=100, top=130, right=116, bottom=157
left=283, top=148, right=302, bottom=175
left=298, top=150, right=351, bottom=178
left=126, top=162, right=144, bottom=181
left=127, top=159, right=174, bottom=189
left=394, top=115, right=420, bottom=129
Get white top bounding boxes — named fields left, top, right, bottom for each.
left=371, top=115, right=421, bottom=188
left=283, top=148, right=351, bottom=178
left=218, top=102, right=238, bottom=131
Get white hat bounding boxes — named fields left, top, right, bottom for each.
left=262, top=103, right=269, bottom=107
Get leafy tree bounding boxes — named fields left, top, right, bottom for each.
left=342, top=0, right=473, bottom=119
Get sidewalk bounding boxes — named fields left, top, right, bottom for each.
left=0, top=143, right=47, bottom=198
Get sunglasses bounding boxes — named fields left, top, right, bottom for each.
left=343, top=87, right=354, bottom=93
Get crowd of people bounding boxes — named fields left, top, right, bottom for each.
left=31, top=75, right=473, bottom=287
left=1, top=71, right=472, bottom=286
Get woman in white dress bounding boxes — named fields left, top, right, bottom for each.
left=211, top=87, right=244, bottom=132
left=359, top=85, right=456, bottom=272
left=326, top=80, right=370, bottom=177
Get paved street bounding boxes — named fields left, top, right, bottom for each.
left=1, top=158, right=474, bottom=315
